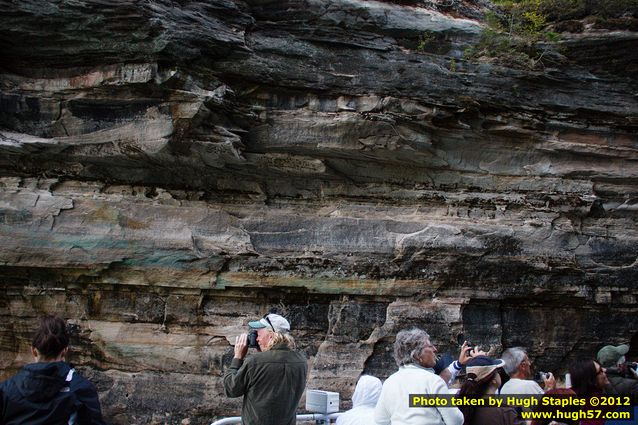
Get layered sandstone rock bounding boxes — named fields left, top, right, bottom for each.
left=0, top=0, right=637, bottom=423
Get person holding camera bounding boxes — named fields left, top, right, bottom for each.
left=223, top=313, right=307, bottom=425
left=500, top=347, right=555, bottom=395
left=439, top=340, right=489, bottom=387
left=596, top=344, right=638, bottom=404
left=374, top=327, right=464, bottom=425
left=0, top=315, right=106, bottom=425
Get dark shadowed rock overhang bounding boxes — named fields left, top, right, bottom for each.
left=0, top=0, right=637, bottom=423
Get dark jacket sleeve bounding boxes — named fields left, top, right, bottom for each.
left=0, top=382, right=5, bottom=422
left=608, top=375, right=638, bottom=405
left=72, top=376, right=107, bottom=425
left=223, top=358, right=251, bottom=398
left=618, top=377, right=638, bottom=404
left=621, top=377, right=638, bottom=394
left=504, top=406, right=530, bottom=425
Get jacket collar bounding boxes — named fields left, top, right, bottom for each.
left=17, top=361, right=72, bottom=401
left=270, top=343, right=291, bottom=351
left=401, top=363, right=435, bottom=373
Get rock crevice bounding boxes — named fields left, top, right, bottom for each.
left=1, top=0, right=637, bottom=423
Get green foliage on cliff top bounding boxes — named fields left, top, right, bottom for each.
left=493, top=0, right=637, bottom=31
left=504, top=0, right=638, bottom=21
left=464, top=0, right=637, bottom=68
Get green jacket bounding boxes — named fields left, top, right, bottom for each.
left=223, top=344, right=308, bottom=425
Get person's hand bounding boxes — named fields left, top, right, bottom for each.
left=470, top=346, right=488, bottom=357
left=459, top=341, right=478, bottom=365
left=458, top=341, right=472, bottom=365
left=543, top=372, right=556, bottom=390
left=234, top=333, right=249, bottom=360
left=458, top=341, right=489, bottom=365
left=629, top=366, right=638, bottom=379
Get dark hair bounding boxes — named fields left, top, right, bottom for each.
left=569, top=360, right=599, bottom=397
left=31, top=315, right=69, bottom=359
left=456, top=369, right=499, bottom=425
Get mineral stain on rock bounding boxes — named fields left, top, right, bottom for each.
left=0, top=0, right=637, bottom=423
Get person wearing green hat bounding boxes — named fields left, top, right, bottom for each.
left=223, top=313, right=307, bottom=425
left=596, top=344, right=638, bottom=404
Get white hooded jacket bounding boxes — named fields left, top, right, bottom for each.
left=336, top=375, right=383, bottom=425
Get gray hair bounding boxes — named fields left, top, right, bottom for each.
left=501, top=347, right=527, bottom=375
left=393, top=328, right=431, bottom=367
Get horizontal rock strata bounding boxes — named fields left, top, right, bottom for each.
left=0, top=0, right=637, bottom=423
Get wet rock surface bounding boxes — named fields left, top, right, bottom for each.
left=0, top=0, right=637, bottom=423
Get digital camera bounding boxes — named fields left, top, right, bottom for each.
left=535, top=371, right=550, bottom=382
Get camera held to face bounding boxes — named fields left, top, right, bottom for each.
left=248, top=329, right=260, bottom=350
left=534, top=371, right=549, bottom=383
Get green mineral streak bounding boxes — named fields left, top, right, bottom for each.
left=120, top=252, right=200, bottom=268
left=53, top=236, right=132, bottom=252
left=49, top=236, right=202, bottom=269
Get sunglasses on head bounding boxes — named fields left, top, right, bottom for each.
left=263, top=314, right=275, bottom=332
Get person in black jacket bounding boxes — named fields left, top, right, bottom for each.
left=0, top=315, right=106, bottom=425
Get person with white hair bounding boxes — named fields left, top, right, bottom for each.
left=500, top=347, right=555, bottom=395
left=224, top=313, right=307, bottom=425
left=374, top=327, right=464, bottom=425
left=336, top=375, right=382, bottom=425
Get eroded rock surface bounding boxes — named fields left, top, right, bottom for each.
left=0, top=0, right=637, bottom=423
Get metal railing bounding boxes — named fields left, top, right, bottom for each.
left=210, top=412, right=342, bottom=425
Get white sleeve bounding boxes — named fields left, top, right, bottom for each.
left=439, top=405, right=464, bottom=425
left=529, top=380, right=544, bottom=395
left=373, top=384, right=391, bottom=425
left=431, top=375, right=464, bottom=425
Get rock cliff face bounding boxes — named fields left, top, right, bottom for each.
left=1, top=0, right=637, bottom=423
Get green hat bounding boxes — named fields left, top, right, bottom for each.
left=597, top=344, right=629, bottom=368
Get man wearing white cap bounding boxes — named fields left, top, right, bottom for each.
left=223, top=313, right=307, bottom=425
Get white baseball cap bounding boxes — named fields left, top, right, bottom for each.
left=248, top=313, right=290, bottom=333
